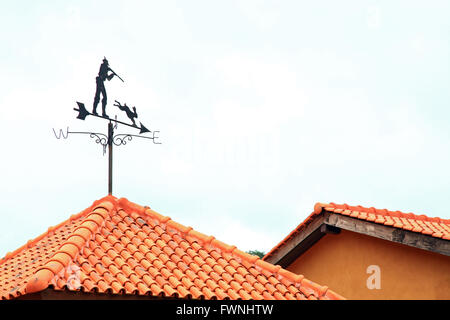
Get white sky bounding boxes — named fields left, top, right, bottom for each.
left=1, top=1, right=449, bottom=258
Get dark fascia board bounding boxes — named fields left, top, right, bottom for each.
left=264, top=213, right=331, bottom=267
left=266, top=211, right=450, bottom=267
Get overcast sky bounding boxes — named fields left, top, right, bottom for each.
left=1, top=1, right=449, bottom=258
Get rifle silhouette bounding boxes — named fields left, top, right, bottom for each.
left=109, top=67, right=124, bottom=82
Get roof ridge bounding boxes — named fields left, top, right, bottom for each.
left=24, top=196, right=116, bottom=294
left=0, top=195, right=116, bottom=266
left=117, top=197, right=345, bottom=300
left=320, top=202, right=450, bottom=224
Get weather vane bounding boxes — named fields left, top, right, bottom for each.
left=53, top=57, right=161, bottom=195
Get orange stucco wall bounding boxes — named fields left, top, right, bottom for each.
left=287, top=230, right=450, bottom=299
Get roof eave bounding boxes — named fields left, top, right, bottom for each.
left=265, top=210, right=450, bottom=267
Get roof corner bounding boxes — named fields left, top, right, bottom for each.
left=313, top=202, right=328, bottom=214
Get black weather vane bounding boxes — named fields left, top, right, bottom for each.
left=53, top=57, right=161, bottom=195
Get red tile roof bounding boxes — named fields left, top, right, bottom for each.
left=0, top=196, right=344, bottom=300
left=264, top=202, right=450, bottom=261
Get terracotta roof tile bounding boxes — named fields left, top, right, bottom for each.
left=0, top=195, right=344, bottom=300
left=264, top=202, right=450, bottom=261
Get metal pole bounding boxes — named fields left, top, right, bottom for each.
left=108, top=121, right=113, bottom=195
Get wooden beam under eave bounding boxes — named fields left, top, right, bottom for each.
left=324, top=213, right=450, bottom=256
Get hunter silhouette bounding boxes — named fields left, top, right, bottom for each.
left=114, top=100, right=138, bottom=126
left=92, top=57, right=116, bottom=117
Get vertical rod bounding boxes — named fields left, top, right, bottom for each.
left=108, top=121, right=113, bottom=195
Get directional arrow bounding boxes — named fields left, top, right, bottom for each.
left=74, top=102, right=114, bottom=121
left=74, top=101, right=151, bottom=134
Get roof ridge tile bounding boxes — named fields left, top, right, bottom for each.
left=231, top=249, right=259, bottom=264
left=254, top=259, right=281, bottom=274
left=0, top=195, right=117, bottom=267
left=117, top=197, right=147, bottom=215
left=211, top=239, right=236, bottom=253
left=24, top=199, right=115, bottom=295
left=1, top=209, right=86, bottom=266
left=323, top=202, right=450, bottom=224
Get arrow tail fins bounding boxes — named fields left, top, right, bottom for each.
left=74, top=102, right=90, bottom=120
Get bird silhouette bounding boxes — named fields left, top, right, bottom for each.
left=114, top=100, right=138, bottom=126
